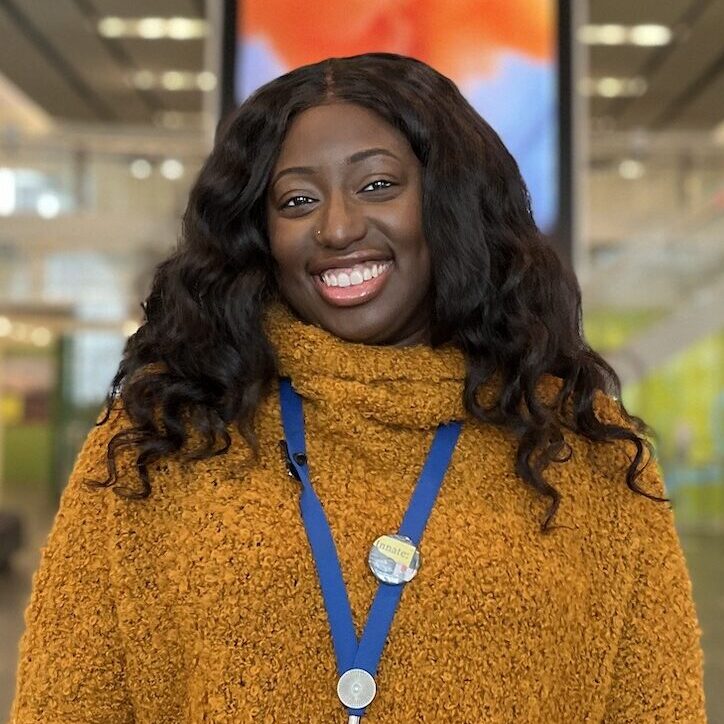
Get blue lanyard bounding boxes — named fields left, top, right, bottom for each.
left=278, top=377, right=462, bottom=720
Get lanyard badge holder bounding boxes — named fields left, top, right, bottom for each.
left=278, top=377, right=462, bottom=722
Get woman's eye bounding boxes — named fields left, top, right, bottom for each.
left=362, top=179, right=394, bottom=192
left=281, top=195, right=315, bottom=209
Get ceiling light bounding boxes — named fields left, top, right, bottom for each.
left=160, top=159, right=184, bottom=180
left=98, top=16, right=208, bottom=40
left=578, top=24, right=627, bottom=45
left=167, top=17, right=206, bottom=40
left=137, top=18, right=166, bottom=39
left=36, top=192, right=60, bottom=218
left=132, top=71, right=216, bottom=91
left=97, top=17, right=125, bottom=38
left=197, top=71, right=217, bottom=92
left=618, top=159, right=645, bottom=180
left=579, top=77, right=648, bottom=98
left=161, top=71, right=187, bottom=91
left=132, top=70, right=155, bottom=90
left=130, top=159, right=152, bottom=179
left=0, top=168, right=16, bottom=216
left=30, top=327, right=52, bottom=346
left=628, top=24, right=672, bottom=46
left=578, top=23, right=672, bottom=47
left=597, top=77, right=624, bottom=98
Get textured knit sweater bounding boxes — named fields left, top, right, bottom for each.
left=10, top=300, right=706, bottom=723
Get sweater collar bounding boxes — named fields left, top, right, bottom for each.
left=262, top=300, right=504, bottom=429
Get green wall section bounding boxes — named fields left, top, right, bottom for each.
left=2, top=424, right=52, bottom=492
left=585, top=310, right=724, bottom=527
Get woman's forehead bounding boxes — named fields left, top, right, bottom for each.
left=274, top=103, right=412, bottom=164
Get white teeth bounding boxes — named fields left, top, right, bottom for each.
left=320, top=261, right=391, bottom=288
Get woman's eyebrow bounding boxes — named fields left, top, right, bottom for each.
left=271, top=148, right=399, bottom=189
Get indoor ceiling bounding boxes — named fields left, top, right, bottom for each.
left=0, top=0, right=722, bottom=132
left=587, top=0, right=724, bottom=131
left=0, top=0, right=205, bottom=126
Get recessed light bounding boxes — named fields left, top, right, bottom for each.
left=160, top=159, right=184, bottom=180
left=36, top=192, right=60, bottom=218
left=130, top=159, right=152, bottom=179
left=578, top=24, right=627, bottom=45
left=579, top=76, right=648, bottom=98
left=131, top=70, right=217, bottom=92
left=197, top=71, right=217, bottom=91
left=97, top=17, right=125, bottom=38
left=578, top=23, right=672, bottom=47
left=31, top=327, right=52, bottom=346
left=0, top=168, right=16, bottom=216
left=97, top=16, right=208, bottom=40
left=162, top=71, right=187, bottom=91
left=628, top=24, right=672, bottom=46
left=618, top=159, right=645, bottom=180
left=137, top=18, right=166, bottom=39
left=132, top=70, right=155, bottom=90
left=167, top=17, right=206, bottom=40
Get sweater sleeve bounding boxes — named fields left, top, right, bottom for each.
left=601, top=456, right=707, bottom=722
left=9, top=403, right=136, bottom=724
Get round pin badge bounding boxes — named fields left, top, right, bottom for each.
left=368, top=533, right=421, bottom=585
left=337, top=668, right=376, bottom=709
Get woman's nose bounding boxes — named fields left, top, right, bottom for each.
left=315, top=190, right=367, bottom=248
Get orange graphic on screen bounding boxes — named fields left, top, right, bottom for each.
left=236, top=0, right=558, bottom=233
left=241, top=0, right=553, bottom=79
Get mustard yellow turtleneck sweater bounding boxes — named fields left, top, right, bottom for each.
left=10, top=301, right=706, bottom=723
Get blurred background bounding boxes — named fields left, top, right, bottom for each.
left=0, top=0, right=721, bottom=720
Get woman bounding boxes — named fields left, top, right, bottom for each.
left=10, top=53, right=706, bottom=723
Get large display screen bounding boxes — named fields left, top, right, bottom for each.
left=226, top=0, right=564, bottom=236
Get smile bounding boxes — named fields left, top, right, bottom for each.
left=312, top=261, right=393, bottom=307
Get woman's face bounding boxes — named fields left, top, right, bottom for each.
left=265, top=102, right=432, bottom=346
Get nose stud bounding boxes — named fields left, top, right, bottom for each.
left=316, top=229, right=321, bottom=237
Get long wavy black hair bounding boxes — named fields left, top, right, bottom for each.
left=88, top=52, right=666, bottom=531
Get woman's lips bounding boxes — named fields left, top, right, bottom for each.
left=312, top=263, right=393, bottom=307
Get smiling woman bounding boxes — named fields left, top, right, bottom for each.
left=9, top=53, right=706, bottom=723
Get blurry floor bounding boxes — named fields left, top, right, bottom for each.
left=1, top=486, right=723, bottom=722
